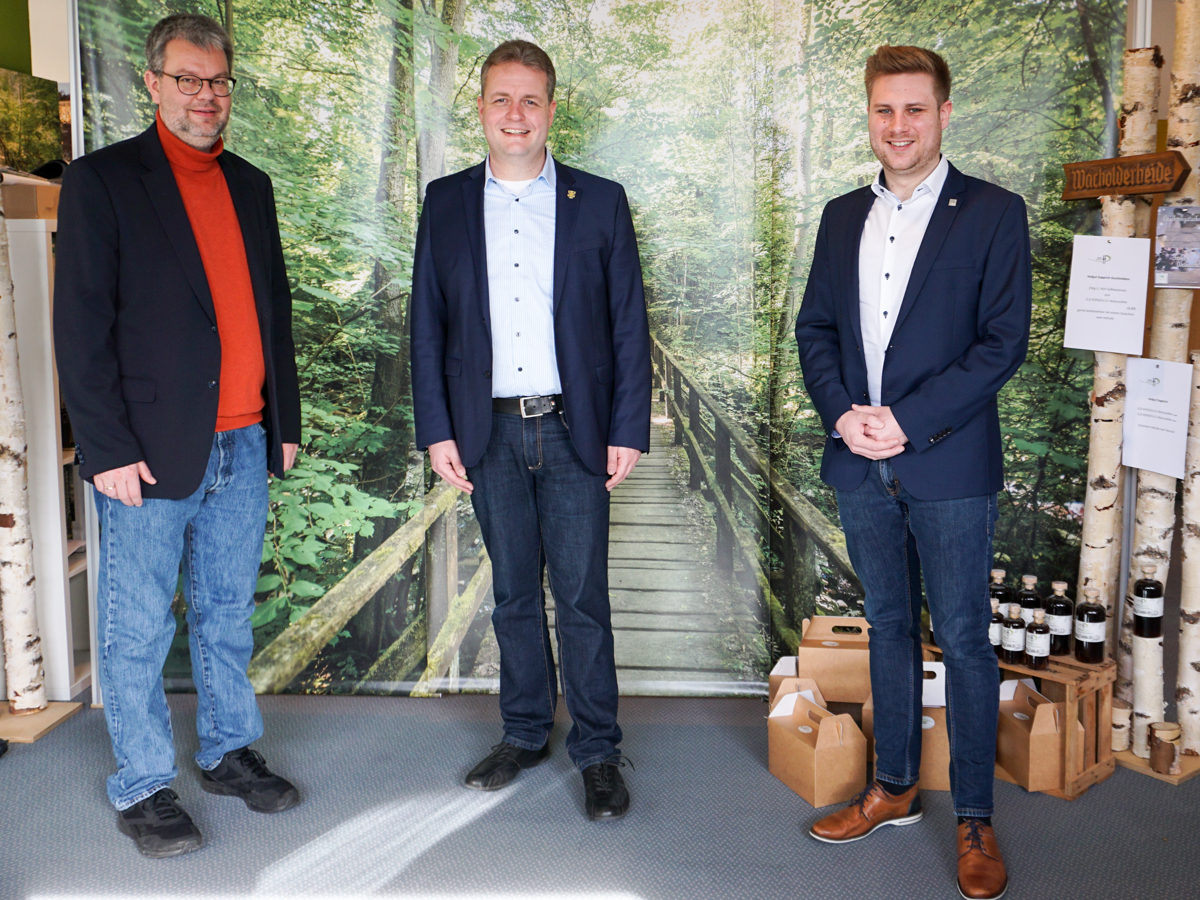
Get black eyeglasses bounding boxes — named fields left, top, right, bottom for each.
left=160, top=72, right=237, bottom=97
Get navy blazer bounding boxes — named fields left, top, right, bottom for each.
left=53, top=124, right=301, bottom=499
left=410, top=159, right=651, bottom=476
left=794, top=163, right=1032, bottom=500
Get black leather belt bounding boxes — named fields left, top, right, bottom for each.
left=493, top=394, right=563, bottom=417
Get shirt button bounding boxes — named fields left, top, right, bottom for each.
left=515, top=263, right=519, bottom=267
left=514, top=229, right=519, bottom=234
left=897, top=204, right=902, bottom=210
left=515, top=297, right=520, bottom=302
left=518, top=367, right=523, bottom=372
left=885, top=273, right=890, bottom=279
left=889, top=236, right=894, bottom=243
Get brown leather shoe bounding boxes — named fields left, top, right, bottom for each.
left=808, top=781, right=922, bottom=843
left=957, top=820, right=1007, bottom=899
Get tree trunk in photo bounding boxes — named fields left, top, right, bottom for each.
left=1131, top=634, right=1165, bottom=757
left=1078, top=47, right=1162, bottom=659
left=1170, top=0, right=1200, bottom=754
left=1073, top=0, right=1118, bottom=156
left=1178, top=352, right=1200, bottom=754
left=352, top=3, right=417, bottom=657
left=416, top=0, right=469, bottom=202
left=0, top=192, right=46, bottom=714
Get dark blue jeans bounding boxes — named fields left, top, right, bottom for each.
left=468, top=411, right=620, bottom=770
left=837, top=460, right=999, bottom=818
left=95, top=424, right=268, bottom=809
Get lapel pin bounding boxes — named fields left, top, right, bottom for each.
left=948, top=198, right=957, bottom=206
left=567, top=190, right=576, bottom=199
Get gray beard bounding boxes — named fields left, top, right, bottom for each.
left=163, top=108, right=227, bottom=151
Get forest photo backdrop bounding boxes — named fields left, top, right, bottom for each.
left=76, top=0, right=1124, bottom=695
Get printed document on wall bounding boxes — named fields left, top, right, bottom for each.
left=1063, top=235, right=1151, bottom=355
left=1123, top=357, right=1193, bottom=479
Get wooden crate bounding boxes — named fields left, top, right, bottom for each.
left=922, top=644, right=1116, bottom=800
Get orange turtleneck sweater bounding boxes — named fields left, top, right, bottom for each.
left=157, top=112, right=265, bottom=432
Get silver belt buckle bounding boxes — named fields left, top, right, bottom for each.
left=520, top=395, right=542, bottom=418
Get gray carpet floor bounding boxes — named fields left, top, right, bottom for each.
left=1, top=694, right=1197, bottom=900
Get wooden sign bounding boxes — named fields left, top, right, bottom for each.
left=1062, top=151, right=1189, bottom=200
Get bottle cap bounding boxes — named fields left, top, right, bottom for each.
left=1022, top=575, right=1037, bottom=585
left=1008, top=603, right=1022, bottom=618
left=991, top=569, right=1006, bottom=580
left=1140, top=564, right=1157, bottom=576
left=1033, top=608, right=1045, bottom=622
left=1083, top=587, right=1100, bottom=599
left=1051, top=581, right=1068, bottom=593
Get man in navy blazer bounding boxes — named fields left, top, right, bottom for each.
left=795, top=47, right=1029, bottom=900
left=410, top=40, right=650, bottom=820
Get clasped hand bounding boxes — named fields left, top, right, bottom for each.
left=835, top=404, right=908, bottom=460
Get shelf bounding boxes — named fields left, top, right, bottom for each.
left=60, top=447, right=74, bottom=466
left=66, top=538, right=84, bottom=556
left=1114, top=748, right=1200, bottom=785
left=0, top=702, right=82, bottom=743
left=67, top=549, right=86, bottom=577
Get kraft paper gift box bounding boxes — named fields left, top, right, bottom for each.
left=768, top=689, right=867, bottom=808
left=995, top=679, right=1085, bottom=793
left=793, top=616, right=872, bottom=703
left=863, top=661, right=951, bottom=790
left=1, top=183, right=59, bottom=219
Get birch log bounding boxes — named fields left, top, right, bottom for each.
left=1180, top=352, right=1200, bottom=754
left=1078, top=48, right=1162, bottom=660
left=1111, top=698, right=1133, bottom=752
left=0, top=189, right=46, bottom=713
left=1171, top=0, right=1200, bottom=755
left=1131, top=634, right=1165, bottom=757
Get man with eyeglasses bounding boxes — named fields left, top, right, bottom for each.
left=54, top=13, right=301, bottom=857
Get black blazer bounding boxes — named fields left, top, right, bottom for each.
left=53, top=124, right=301, bottom=499
left=410, top=158, right=651, bottom=475
left=795, top=163, right=1032, bottom=500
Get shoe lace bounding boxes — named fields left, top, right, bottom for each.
left=963, top=819, right=987, bottom=853
left=590, top=754, right=634, bottom=791
left=488, top=742, right=526, bottom=762
left=232, top=747, right=272, bottom=779
left=146, top=789, right=185, bottom=823
left=848, top=782, right=882, bottom=817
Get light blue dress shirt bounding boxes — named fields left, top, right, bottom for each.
left=484, top=151, right=560, bottom=399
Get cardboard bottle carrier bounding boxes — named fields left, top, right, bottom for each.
left=770, top=616, right=871, bottom=705
left=768, top=685, right=866, bottom=808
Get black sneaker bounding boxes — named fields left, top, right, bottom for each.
left=199, top=747, right=300, bottom=813
left=582, top=756, right=632, bottom=821
left=116, top=788, right=203, bottom=858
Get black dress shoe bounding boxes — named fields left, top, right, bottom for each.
left=199, top=747, right=300, bottom=813
left=117, top=788, right=203, bottom=858
left=582, top=757, right=631, bottom=821
left=464, top=741, right=549, bottom=791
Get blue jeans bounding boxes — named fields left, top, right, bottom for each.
left=95, top=424, right=269, bottom=810
left=468, top=411, right=620, bottom=770
left=837, top=460, right=999, bottom=818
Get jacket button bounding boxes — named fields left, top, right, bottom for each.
left=211, top=325, right=218, bottom=333
left=208, top=380, right=217, bottom=389
left=484, top=370, right=491, bottom=378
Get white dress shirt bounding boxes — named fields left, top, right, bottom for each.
left=858, top=155, right=950, bottom=406
left=484, top=151, right=560, bottom=398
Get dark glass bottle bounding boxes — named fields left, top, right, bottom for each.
left=989, top=569, right=1012, bottom=611
left=1025, top=608, right=1051, bottom=670
left=989, top=598, right=1004, bottom=658
left=1075, top=587, right=1107, bottom=664
left=1001, top=603, right=1027, bottom=666
left=1132, top=564, right=1164, bottom=639
left=1017, top=575, right=1043, bottom=626
left=1045, top=580, right=1074, bottom=656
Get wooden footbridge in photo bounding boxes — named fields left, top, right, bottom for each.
left=247, top=337, right=862, bottom=697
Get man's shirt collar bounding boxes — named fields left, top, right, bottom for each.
left=872, top=154, right=949, bottom=204
left=484, top=149, right=556, bottom=192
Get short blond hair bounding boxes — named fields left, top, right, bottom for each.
left=480, top=40, right=556, bottom=101
left=865, top=45, right=951, bottom=106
